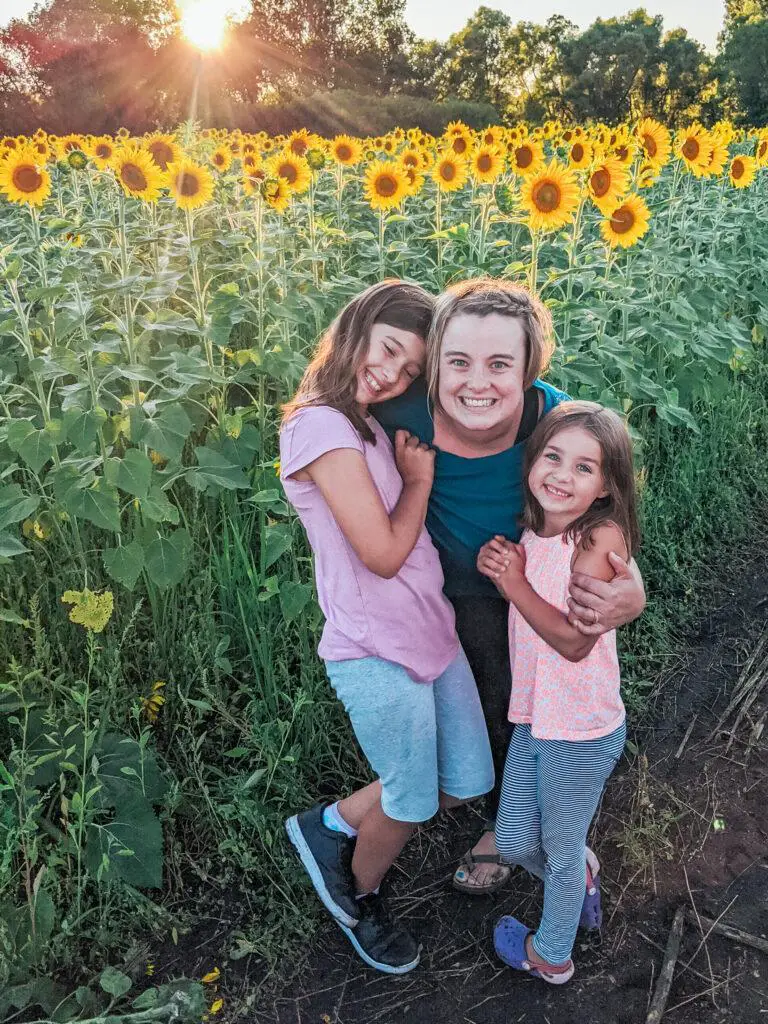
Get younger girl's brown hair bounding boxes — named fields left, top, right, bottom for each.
left=282, top=280, right=434, bottom=443
left=521, top=401, right=641, bottom=558
left=426, top=277, right=555, bottom=407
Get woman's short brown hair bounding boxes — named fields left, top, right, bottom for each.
left=426, top=277, right=555, bottom=406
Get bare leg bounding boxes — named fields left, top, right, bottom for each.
left=337, top=781, right=381, bottom=830
left=352, top=801, right=416, bottom=894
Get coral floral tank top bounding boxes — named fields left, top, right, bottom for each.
left=508, top=529, right=626, bottom=741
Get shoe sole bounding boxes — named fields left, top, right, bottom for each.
left=284, top=815, right=358, bottom=929
left=339, top=923, right=421, bottom=975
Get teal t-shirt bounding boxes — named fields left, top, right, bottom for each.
left=372, top=378, right=569, bottom=598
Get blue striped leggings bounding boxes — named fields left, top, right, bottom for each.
left=495, top=721, right=626, bottom=964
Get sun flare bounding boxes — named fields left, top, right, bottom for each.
left=179, top=0, right=248, bottom=51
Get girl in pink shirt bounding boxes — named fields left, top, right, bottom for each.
left=477, top=401, right=640, bottom=985
left=280, top=281, right=493, bottom=975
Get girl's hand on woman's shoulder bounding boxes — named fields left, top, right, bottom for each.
left=395, top=429, right=435, bottom=489
left=477, top=535, right=526, bottom=600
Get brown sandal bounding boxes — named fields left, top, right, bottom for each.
left=452, top=851, right=511, bottom=895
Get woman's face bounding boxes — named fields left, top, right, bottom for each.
left=437, top=313, right=527, bottom=433
left=355, top=322, right=425, bottom=407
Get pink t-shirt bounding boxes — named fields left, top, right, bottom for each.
left=280, top=405, right=459, bottom=683
left=508, top=529, right=626, bottom=741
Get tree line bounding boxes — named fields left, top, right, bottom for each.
left=1, top=0, right=766, bottom=134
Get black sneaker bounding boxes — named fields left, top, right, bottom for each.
left=285, top=804, right=359, bottom=927
left=339, top=894, right=421, bottom=974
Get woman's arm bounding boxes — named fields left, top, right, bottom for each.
left=567, top=554, right=646, bottom=635
left=302, top=430, right=434, bottom=579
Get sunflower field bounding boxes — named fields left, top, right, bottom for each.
left=1, top=117, right=768, bottom=1017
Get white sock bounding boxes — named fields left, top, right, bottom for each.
left=355, top=886, right=380, bottom=900
left=322, top=801, right=358, bottom=838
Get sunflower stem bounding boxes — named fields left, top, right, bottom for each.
left=528, top=229, right=540, bottom=293
left=563, top=197, right=586, bottom=344
left=435, top=186, right=444, bottom=286
left=117, top=191, right=140, bottom=406
left=378, top=209, right=386, bottom=281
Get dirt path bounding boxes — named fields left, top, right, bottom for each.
left=252, top=555, right=768, bottom=1024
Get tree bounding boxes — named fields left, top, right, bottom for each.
left=559, top=10, right=664, bottom=122
left=502, top=16, right=576, bottom=120
left=434, top=7, right=514, bottom=110
left=641, top=29, right=714, bottom=124
left=717, top=17, right=768, bottom=124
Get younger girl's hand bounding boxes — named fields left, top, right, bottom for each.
left=394, top=429, right=435, bottom=488
left=477, top=536, right=526, bottom=599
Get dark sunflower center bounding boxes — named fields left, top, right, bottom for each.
left=610, top=207, right=634, bottom=234
left=533, top=181, right=561, bottom=212
left=403, top=153, right=418, bottom=167
left=732, top=159, right=744, bottom=180
left=453, top=137, right=467, bottom=154
left=643, top=134, right=657, bottom=158
left=178, top=171, right=201, bottom=197
left=682, top=138, right=699, bottom=160
left=484, top=132, right=495, bottom=145
left=516, top=146, right=533, bottom=169
left=477, top=153, right=492, bottom=173
left=291, top=139, right=308, bottom=156
left=375, top=174, right=397, bottom=197
left=572, top=143, right=584, bottom=163
left=337, top=144, right=352, bottom=161
left=616, top=146, right=629, bottom=161
left=96, top=144, right=112, bottom=159
left=758, top=141, right=767, bottom=159
left=13, top=164, right=42, bottom=193
left=150, top=142, right=173, bottom=169
left=278, top=162, right=297, bottom=184
left=121, top=162, right=147, bottom=191
left=563, top=130, right=572, bottom=142
left=440, top=162, right=456, bottom=182
left=591, top=168, right=611, bottom=196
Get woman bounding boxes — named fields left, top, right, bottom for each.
left=373, top=277, right=646, bottom=893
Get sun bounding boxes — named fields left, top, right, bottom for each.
left=179, top=0, right=248, bottom=51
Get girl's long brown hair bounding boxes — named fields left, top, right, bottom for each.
left=281, top=280, right=434, bottom=443
left=521, top=401, right=641, bottom=557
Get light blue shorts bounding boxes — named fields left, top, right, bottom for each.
left=325, top=647, right=494, bottom=823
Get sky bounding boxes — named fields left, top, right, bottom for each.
left=1, top=0, right=725, bottom=51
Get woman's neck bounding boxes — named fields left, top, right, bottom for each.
left=432, top=401, right=524, bottom=458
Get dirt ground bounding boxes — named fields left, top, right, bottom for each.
left=148, top=550, right=768, bottom=1024
left=244, top=554, right=768, bottom=1024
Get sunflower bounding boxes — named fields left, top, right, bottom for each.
left=287, top=129, right=312, bottom=157
left=399, top=146, right=423, bottom=170
left=261, top=175, right=291, bottom=214
left=480, top=125, right=505, bottom=148
left=754, top=134, right=768, bottom=167
left=57, top=133, right=85, bottom=157
left=447, top=131, right=472, bottom=157
left=1, top=135, right=19, bottom=150
left=399, top=163, right=425, bottom=196
left=520, top=160, right=580, bottom=232
left=508, top=139, right=544, bottom=177
left=611, top=141, right=637, bottom=167
left=587, top=157, right=630, bottom=214
left=363, top=160, right=408, bottom=211
left=242, top=163, right=267, bottom=196
left=0, top=147, right=52, bottom=206
left=635, top=118, right=671, bottom=169
left=637, top=161, right=659, bottom=189
left=144, top=133, right=180, bottom=172
left=267, top=150, right=311, bottom=194
left=88, top=136, right=116, bottom=169
left=328, top=134, right=360, bottom=167
left=676, top=126, right=713, bottom=176
left=567, top=139, right=593, bottom=170
left=166, top=158, right=215, bottom=210
left=705, top=134, right=729, bottom=177
left=470, top=145, right=505, bottom=184
left=381, top=136, right=397, bottom=155
left=431, top=153, right=469, bottom=192
left=600, top=194, right=650, bottom=249
left=210, top=146, right=233, bottom=173
left=729, top=155, right=756, bottom=189
left=112, top=146, right=165, bottom=202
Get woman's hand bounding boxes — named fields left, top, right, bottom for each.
left=394, top=429, right=435, bottom=489
left=567, top=553, right=646, bottom=635
left=477, top=535, right=526, bottom=600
